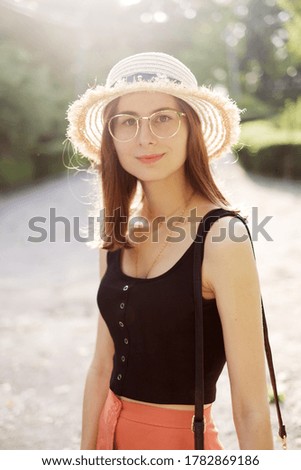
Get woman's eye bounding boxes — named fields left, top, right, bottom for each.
left=122, top=117, right=136, bottom=127
left=156, top=114, right=171, bottom=123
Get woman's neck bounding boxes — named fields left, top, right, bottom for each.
left=140, top=179, right=194, bottom=220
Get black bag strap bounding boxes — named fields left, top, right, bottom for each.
left=193, top=208, right=287, bottom=450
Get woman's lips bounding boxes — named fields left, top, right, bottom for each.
left=137, top=153, right=165, bottom=164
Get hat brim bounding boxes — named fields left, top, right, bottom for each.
left=66, top=79, right=241, bottom=162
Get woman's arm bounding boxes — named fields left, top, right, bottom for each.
left=203, top=216, right=274, bottom=449
left=80, top=249, right=115, bottom=450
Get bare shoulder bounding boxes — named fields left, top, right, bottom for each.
left=204, top=214, right=252, bottom=254
left=202, top=215, right=257, bottom=295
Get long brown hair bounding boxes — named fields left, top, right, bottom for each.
left=98, top=95, right=238, bottom=251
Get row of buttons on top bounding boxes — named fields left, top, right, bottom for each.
left=117, top=284, right=129, bottom=381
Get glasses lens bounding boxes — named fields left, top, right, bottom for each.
left=109, top=114, right=138, bottom=141
left=150, top=110, right=181, bottom=138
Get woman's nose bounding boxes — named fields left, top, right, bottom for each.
left=137, top=118, right=157, bottom=145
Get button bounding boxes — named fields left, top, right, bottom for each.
left=119, top=321, right=124, bottom=328
left=117, top=374, right=122, bottom=380
left=120, top=302, right=125, bottom=309
left=124, top=338, right=129, bottom=345
left=123, top=285, right=129, bottom=291
left=121, top=355, right=126, bottom=362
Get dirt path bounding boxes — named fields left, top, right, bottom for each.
left=0, top=156, right=300, bottom=449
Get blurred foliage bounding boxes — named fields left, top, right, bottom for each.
left=244, top=0, right=300, bottom=103
left=238, top=143, right=301, bottom=180
left=274, top=97, right=301, bottom=130
left=240, top=119, right=301, bottom=149
left=0, top=0, right=300, bottom=190
left=238, top=115, right=301, bottom=179
left=277, top=0, right=301, bottom=63
left=236, top=94, right=275, bottom=121
left=1, top=43, right=58, bottom=153
left=0, top=41, right=72, bottom=190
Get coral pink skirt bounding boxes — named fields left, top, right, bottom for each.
left=96, top=389, right=224, bottom=450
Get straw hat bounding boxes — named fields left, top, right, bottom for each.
left=66, top=52, right=242, bottom=162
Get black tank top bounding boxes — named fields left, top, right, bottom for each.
left=97, top=213, right=230, bottom=405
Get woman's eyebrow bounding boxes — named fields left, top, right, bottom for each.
left=116, top=107, right=177, bottom=115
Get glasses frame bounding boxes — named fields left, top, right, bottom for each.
left=107, top=109, right=186, bottom=143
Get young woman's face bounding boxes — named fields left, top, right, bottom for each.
left=111, top=92, right=188, bottom=183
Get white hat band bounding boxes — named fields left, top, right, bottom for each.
left=106, top=52, right=198, bottom=89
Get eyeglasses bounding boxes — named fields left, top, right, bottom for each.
left=107, top=109, right=186, bottom=142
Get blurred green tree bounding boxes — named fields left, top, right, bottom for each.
left=238, top=0, right=300, bottom=105
left=0, top=41, right=69, bottom=186
left=277, top=0, right=301, bottom=63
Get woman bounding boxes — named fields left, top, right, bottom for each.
left=67, top=52, right=274, bottom=450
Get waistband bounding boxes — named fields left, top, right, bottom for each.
left=117, top=395, right=212, bottom=429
